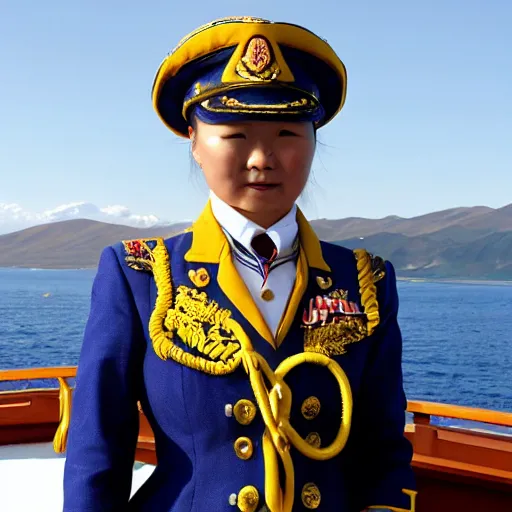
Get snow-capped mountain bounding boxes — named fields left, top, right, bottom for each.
left=0, top=201, right=170, bottom=235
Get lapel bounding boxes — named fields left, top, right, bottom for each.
left=275, top=210, right=332, bottom=347
left=184, top=201, right=333, bottom=349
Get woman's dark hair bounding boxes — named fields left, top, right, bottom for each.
left=189, top=113, right=198, bottom=131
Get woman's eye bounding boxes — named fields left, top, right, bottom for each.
left=223, top=133, right=246, bottom=139
left=279, top=129, right=298, bottom=137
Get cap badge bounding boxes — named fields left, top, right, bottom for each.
left=246, top=37, right=271, bottom=73
left=237, top=36, right=280, bottom=81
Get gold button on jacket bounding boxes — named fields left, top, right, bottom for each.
left=301, top=396, right=321, bottom=420
left=234, top=399, right=257, bottom=425
left=234, top=437, right=254, bottom=460
left=237, top=485, right=259, bottom=512
left=301, top=482, right=321, bottom=509
left=305, top=432, right=322, bottom=448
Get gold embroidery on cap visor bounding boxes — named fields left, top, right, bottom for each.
left=182, top=84, right=319, bottom=120
left=198, top=96, right=318, bottom=116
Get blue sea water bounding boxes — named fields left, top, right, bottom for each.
left=0, top=268, right=511, bottom=414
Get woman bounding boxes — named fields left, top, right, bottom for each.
left=63, top=16, right=417, bottom=512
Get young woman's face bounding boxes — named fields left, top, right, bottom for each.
left=189, top=118, right=316, bottom=228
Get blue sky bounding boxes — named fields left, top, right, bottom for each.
left=1, top=0, right=511, bottom=227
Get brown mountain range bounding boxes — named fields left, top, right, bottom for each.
left=1, top=204, right=511, bottom=279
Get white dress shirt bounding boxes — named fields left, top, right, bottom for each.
left=209, top=192, right=299, bottom=337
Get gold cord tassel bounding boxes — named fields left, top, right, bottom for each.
left=53, top=377, right=72, bottom=453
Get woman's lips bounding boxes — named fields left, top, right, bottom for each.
left=246, top=183, right=280, bottom=191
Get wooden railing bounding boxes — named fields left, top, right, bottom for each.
left=408, top=400, right=512, bottom=428
left=0, top=366, right=77, bottom=453
left=0, top=366, right=77, bottom=382
left=1, top=366, right=512, bottom=429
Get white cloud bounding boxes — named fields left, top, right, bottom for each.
left=99, top=205, right=160, bottom=227
left=0, top=203, right=34, bottom=222
left=100, top=205, right=131, bottom=217
left=0, top=201, right=170, bottom=235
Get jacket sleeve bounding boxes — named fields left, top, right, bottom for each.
left=349, top=261, right=417, bottom=512
left=63, top=246, right=145, bottom=511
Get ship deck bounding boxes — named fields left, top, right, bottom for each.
left=1, top=367, right=512, bottom=511
left=0, top=442, right=155, bottom=512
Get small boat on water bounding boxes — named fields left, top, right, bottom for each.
left=1, top=366, right=511, bottom=511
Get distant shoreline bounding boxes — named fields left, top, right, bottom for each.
left=1, top=266, right=512, bottom=286
left=397, top=277, right=512, bottom=286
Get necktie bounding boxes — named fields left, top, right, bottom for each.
left=251, top=233, right=277, bottom=288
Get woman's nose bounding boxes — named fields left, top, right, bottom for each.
left=246, top=145, right=275, bottom=171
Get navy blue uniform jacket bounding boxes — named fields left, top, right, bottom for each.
left=63, top=202, right=416, bottom=511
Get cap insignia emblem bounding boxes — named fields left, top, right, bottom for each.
left=245, top=37, right=271, bottom=73
left=236, top=36, right=280, bottom=81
